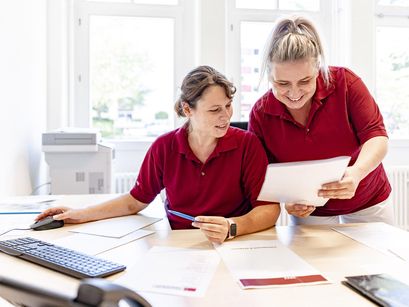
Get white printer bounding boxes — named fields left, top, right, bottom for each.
left=42, top=129, right=114, bottom=195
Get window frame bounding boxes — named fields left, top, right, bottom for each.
left=225, top=0, right=343, bottom=121
left=71, top=0, right=196, bottom=137
left=375, top=1, right=409, bottom=140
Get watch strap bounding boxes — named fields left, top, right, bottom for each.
left=226, top=218, right=237, bottom=240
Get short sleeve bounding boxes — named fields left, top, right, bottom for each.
left=129, top=142, right=164, bottom=204
left=241, top=133, right=271, bottom=208
left=346, top=70, right=388, bottom=144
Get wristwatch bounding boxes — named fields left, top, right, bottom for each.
left=226, top=218, right=237, bottom=240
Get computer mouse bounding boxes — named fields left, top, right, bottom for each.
left=30, top=216, right=64, bottom=231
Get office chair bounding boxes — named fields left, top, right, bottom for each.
left=230, top=121, right=248, bottom=130
left=0, top=276, right=151, bottom=307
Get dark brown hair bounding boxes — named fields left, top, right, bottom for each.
left=174, top=65, right=236, bottom=117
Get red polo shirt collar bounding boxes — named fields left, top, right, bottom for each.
left=264, top=73, right=336, bottom=121
left=174, top=124, right=239, bottom=164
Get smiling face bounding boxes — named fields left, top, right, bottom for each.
left=183, top=85, right=233, bottom=139
left=270, top=58, right=319, bottom=112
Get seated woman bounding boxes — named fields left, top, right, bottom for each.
left=36, top=65, right=280, bottom=243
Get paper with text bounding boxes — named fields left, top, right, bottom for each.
left=116, top=246, right=220, bottom=297
left=53, top=229, right=154, bottom=255
left=257, top=156, right=351, bottom=206
left=216, top=240, right=329, bottom=289
left=69, top=215, right=161, bottom=238
left=333, top=222, right=409, bottom=261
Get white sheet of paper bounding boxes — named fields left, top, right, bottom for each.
left=116, top=246, right=220, bottom=297
left=0, top=195, right=63, bottom=205
left=53, top=229, right=154, bottom=255
left=216, top=240, right=329, bottom=289
left=332, top=222, right=409, bottom=261
left=69, top=215, right=161, bottom=238
left=0, top=195, right=63, bottom=214
left=257, top=156, right=351, bottom=206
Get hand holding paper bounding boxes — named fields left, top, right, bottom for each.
left=257, top=156, right=351, bottom=207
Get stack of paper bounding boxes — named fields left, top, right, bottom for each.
left=69, top=215, right=160, bottom=238
left=52, top=215, right=160, bottom=255
left=257, top=156, right=350, bottom=206
left=216, top=240, right=329, bottom=289
left=333, top=222, right=409, bottom=261
left=53, top=230, right=154, bottom=256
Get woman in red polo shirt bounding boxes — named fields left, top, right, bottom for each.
left=249, top=16, right=393, bottom=225
left=36, top=66, right=280, bottom=243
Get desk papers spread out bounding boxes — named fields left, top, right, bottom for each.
left=69, top=215, right=161, bottom=238
left=116, top=246, right=220, bottom=297
left=53, top=229, right=154, bottom=255
left=257, top=156, right=351, bottom=206
left=333, top=222, right=409, bottom=261
left=216, top=240, right=329, bottom=289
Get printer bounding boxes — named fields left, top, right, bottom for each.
left=42, top=129, right=114, bottom=195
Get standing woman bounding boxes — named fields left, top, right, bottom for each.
left=249, top=16, right=393, bottom=225
left=37, top=66, right=280, bottom=243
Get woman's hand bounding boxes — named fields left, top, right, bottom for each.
left=192, top=216, right=230, bottom=244
left=319, top=166, right=364, bottom=200
left=35, top=207, right=90, bottom=224
left=285, top=203, right=316, bottom=218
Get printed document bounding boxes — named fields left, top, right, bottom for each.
left=69, top=215, right=161, bottom=238
left=116, top=246, right=220, bottom=297
left=216, top=240, right=329, bottom=289
left=257, top=156, right=350, bottom=206
left=333, top=222, right=409, bottom=261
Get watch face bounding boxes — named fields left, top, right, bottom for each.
left=230, top=223, right=237, bottom=237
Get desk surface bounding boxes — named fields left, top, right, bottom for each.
left=0, top=194, right=407, bottom=307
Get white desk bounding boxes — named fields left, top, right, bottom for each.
left=0, top=195, right=408, bottom=306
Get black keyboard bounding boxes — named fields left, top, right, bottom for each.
left=0, top=237, right=126, bottom=279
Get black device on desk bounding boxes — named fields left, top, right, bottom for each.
left=0, top=237, right=126, bottom=278
left=0, top=276, right=151, bottom=307
left=30, top=216, right=64, bottom=231
left=343, top=273, right=409, bottom=307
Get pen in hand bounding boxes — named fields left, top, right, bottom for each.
left=168, top=209, right=197, bottom=222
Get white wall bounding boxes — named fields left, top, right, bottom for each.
left=0, top=0, right=47, bottom=196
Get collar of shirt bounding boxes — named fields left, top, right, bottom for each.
left=173, top=123, right=239, bottom=164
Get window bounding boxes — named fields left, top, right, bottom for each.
left=73, top=0, right=194, bottom=139
left=226, top=0, right=337, bottom=122
left=375, top=1, right=409, bottom=138
left=89, top=16, right=174, bottom=138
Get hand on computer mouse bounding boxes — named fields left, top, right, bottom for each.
left=35, top=207, right=90, bottom=224
left=30, top=216, right=64, bottom=231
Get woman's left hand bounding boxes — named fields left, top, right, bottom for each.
left=319, top=166, right=364, bottom=199
left=192, top=216, right=229, bottom=244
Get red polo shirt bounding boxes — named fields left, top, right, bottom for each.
left=249, top=66, right=391, bottom=216
left=130, top=125, right=269, bottom=229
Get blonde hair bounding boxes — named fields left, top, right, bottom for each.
left=261, top=16, right=330, bottom=87
left=174, top=65, right=236, bottom=117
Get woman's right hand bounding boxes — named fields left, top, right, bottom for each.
left=35, top=207, right=90, bottom=224
left=285, top=203, right=316, bottom=218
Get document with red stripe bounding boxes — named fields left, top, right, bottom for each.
left=116, top=246, right=220, bottom=297
left=216, top=240, right=329, bottom=289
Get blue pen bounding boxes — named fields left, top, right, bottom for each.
left=168, top=209, right=196, bottom=222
